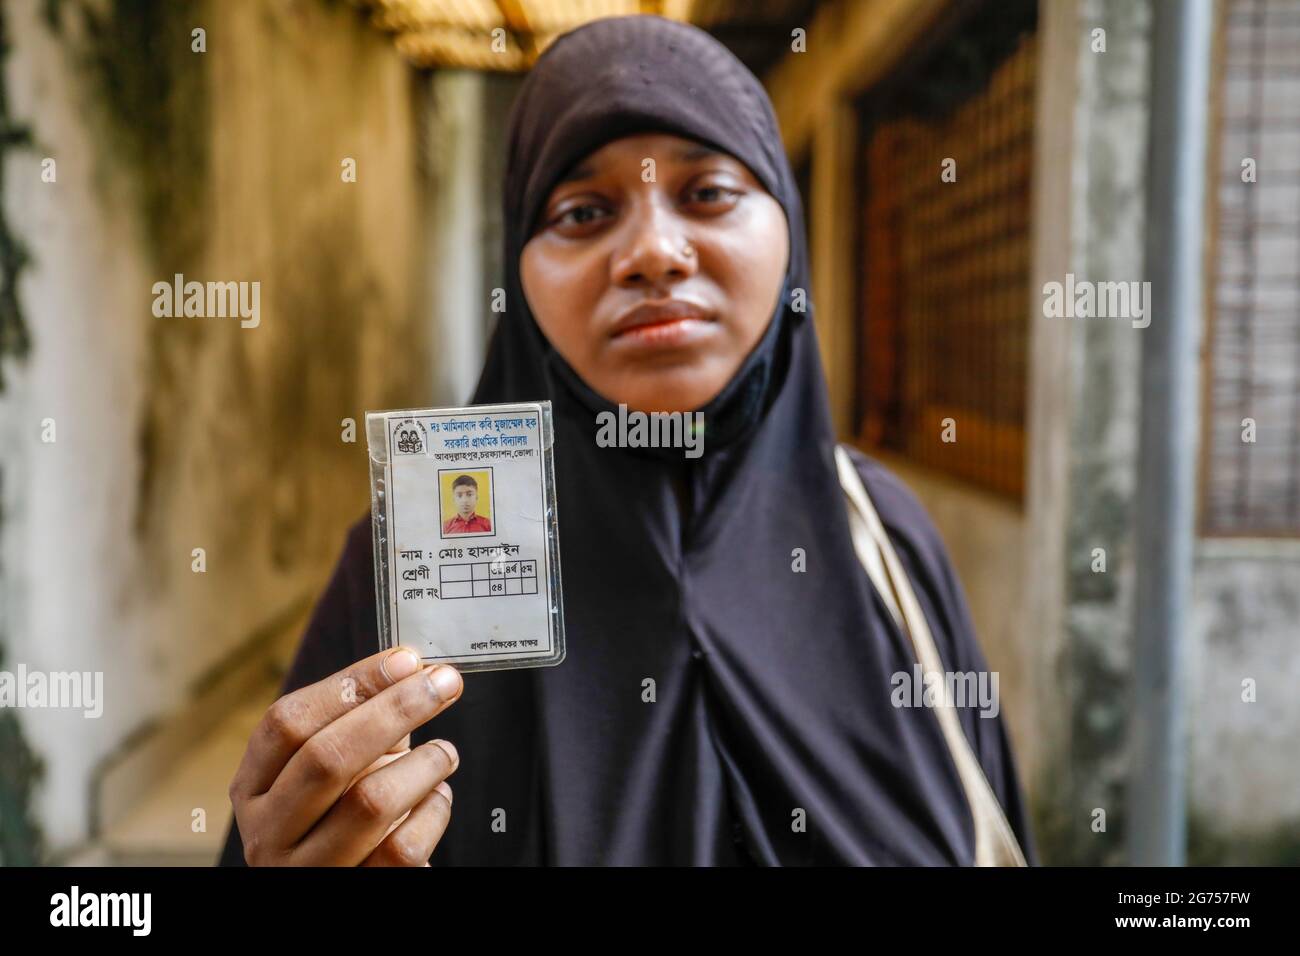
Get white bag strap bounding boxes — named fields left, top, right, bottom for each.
left=835, top=445, right=1027, bottom=867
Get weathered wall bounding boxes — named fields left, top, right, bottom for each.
left=1023, top=0, right=1152, bottom=865
left=1188, top=542, right=1300, bottom=862
left=0, top=0, right=430, bottom=856
left=1027, top=0, right=1300, bottom=864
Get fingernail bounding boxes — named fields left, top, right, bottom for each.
left=432, top=738, right=459, bottom=769
left=427, top=665, right=462, bottom=702
left=435, top=781, right=453, bottom=806
left=382, top=647, right=420, bottom=684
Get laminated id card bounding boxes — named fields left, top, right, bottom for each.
left=366, top=401, right=565, bottom=672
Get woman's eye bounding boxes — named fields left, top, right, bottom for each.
left=684, top=183, right=742, bottom=209
left=553, top=203, right=609, bottom=230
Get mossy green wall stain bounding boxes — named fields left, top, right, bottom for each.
left=0, top=2, right=34, bottom=393
left=1030, top=749, right=1128, bottom=866
left=44, top=0, right=212, bottom=541
left=0, top=467, right=45, bottom=864
left=0, top=0, right=45, bottom=867
left=0, top=650, right=47, bottom=866
left=1188, top=812, right=1300, bottom=866
left=45, top=0, right=210, bottom=270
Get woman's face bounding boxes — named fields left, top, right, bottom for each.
left=520, top=132, right=790, bottom=414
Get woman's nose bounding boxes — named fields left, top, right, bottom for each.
left=609, top=201, right=697, bottom=288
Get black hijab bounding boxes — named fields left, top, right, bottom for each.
left=220, top=13, right=1036, bottom=866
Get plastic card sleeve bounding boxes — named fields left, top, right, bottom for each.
left=365, top=401, right=565, bottom=672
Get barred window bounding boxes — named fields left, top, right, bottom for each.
left=854, top=4, right=1037, bottom=500
left=1202, top=0, right=1300, bottom=535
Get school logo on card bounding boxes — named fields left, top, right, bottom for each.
left=394, top=419, right=426, bottom=455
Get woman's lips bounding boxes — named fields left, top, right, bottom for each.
left=609, top=315, right=717, bottom=349
left=608, top=298, right=718, bottom=350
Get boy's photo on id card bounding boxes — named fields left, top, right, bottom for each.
left=439, top=469, right=494, bottom=537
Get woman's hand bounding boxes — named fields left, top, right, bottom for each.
left=228, top=647, right=463, bottom=866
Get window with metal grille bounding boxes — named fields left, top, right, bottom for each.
left=853, top=3, right=1036, bottom=500
left=1202, top=0, right=1300, bottom=536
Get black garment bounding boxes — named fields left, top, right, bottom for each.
left=220, top=14, right=1036, bottom=866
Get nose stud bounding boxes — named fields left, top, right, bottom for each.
left=682, top=243, right=695, bottom=258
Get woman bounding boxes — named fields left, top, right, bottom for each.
left=220, top=14, right=1036, bottom=866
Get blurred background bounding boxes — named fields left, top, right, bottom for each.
left=0, top=0, right=1297, bottom=866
